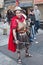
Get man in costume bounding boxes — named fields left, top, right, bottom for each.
left=8, top=6, right=32, bottom=64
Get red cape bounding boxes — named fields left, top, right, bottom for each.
left=8, top=16, right=25, bottom=52
left=8, top=16, right=17, bottom=52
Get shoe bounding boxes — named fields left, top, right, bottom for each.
left=25, top=53, right=32, bottom=57
left=29, top=39, right=33, bottom=42
left=34, top=37, right=36, bottom=40
left=17, top=58, right=22, bottom=64
left=35, top=41, right=39, bottom=44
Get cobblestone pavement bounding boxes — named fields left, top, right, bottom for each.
left=0, top=22, right=43, bottom=65
left=0, top=52, right=18, bottom=65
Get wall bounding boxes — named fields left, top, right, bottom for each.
left=37, top=4, right=43, bottom=20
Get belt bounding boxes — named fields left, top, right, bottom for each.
left=17, top=29, right=27, bottom=33
left=19, top=32, right=26, bottom=36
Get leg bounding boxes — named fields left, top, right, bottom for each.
left=37, top=21, right=40, bottom=32
left=17, top=44, right=22, bottom=64
left=3, top=29, right=7, bottom=35
left=32, top=25, right=35, bottom=39
left=30, top=26, right=34, bottom=41
left=25, top=43, right=32, bottom=57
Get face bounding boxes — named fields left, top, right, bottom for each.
left=16, top=10, right=22, bottom=18
left=34, top=6, right=38, bottom=10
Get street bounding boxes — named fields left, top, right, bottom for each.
left=0, top=25, right=43, bottom=65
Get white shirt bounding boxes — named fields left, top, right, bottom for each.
left=22, top=13, right=27, bottom=19
left=34, top=9, right=41, bottom=21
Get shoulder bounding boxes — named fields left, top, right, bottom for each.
left=11, top=16, right=17, bottom=21
left=10, top=16, right=18, bottom=25
left=11, top=16, right=18, bottom=23
left=22, top=14, right=27, bottom=19
left=37, top=10, right=40, bottom=13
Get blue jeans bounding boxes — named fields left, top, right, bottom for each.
left=35, top=21, right=40, bottom=34
left=30, top=25, right=35, bottom=41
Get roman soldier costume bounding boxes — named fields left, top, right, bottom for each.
left=8, top=6, right=32, bottom=64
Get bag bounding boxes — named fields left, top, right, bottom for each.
left=26, top=20, right=31, bottom=36
left=26, top=26, right=31, bottom=36
left=26, top=30, right=30, bottom=36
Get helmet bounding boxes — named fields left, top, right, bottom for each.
left=14, top=6, right=22, bottom=11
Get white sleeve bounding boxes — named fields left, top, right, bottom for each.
left=22, top=14, right=27, bottom=19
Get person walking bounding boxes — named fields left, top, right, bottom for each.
left=34, top=5, right=41, bottom=34
left=29, top=8, right=36, bottom=42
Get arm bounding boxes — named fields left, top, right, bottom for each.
left=13, top=29, right=17, bottom=41
left=13, top=29, right=19, bottom=44
left=39, top=10, right=41, bottom=20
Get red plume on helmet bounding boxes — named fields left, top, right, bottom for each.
left=16, top=0, right=19, bottom=6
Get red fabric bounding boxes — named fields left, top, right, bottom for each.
left=17, top=15, right=25, bottom=22
left=8, top=16, right=25, bottom=52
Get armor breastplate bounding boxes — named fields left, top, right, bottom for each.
left=17, top=20, right=26, bottom=31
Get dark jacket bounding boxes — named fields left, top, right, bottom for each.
left=29, top=14, right=36, bottom=25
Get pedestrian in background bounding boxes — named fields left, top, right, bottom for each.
left=6, top=9, right=15, bottom=25
left=34, top=5, right=41, bottom=34
left=3, top=16, right=8, bottom=35
left=0, top=13, right=2, bottom=22
left=28, top=8, right=36, bottom=42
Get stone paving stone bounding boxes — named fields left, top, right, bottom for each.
left=0, top=52, right=18, bottom=65
left=0, top=22, right=43, bottom=65
left=0, top=35, right=8, bottom=46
